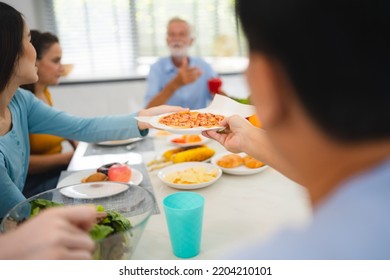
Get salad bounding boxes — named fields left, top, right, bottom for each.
left=29, top=199, right=132, bottom=259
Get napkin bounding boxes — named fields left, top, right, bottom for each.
left=198, top=94, right=255, bottom=117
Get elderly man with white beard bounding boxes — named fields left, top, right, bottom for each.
left=144, top=17, right=224, bottom=109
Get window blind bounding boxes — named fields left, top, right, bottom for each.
left=43, top=0, right=246, bottom=81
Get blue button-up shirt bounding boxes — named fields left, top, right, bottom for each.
left=144, top=56, right=217, bottom=109
left=228, top=158, right=390, bottom=259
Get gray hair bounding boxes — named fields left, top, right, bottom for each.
left=167, top=17, right=195, bottom=38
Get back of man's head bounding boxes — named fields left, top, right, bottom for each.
left=236, top=0, right=390, bottom=142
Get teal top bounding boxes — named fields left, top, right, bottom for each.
left=0, top=88, right=148, bottom=218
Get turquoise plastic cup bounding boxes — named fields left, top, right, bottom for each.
left=163, top=192, right=205, bottom=258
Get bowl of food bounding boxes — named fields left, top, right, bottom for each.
left=211, top=152, right=268, bottom=175
left=158, top=162, right=222, bottom=190
left=0, top=182, right=155, bottom=259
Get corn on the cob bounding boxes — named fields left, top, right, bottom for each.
left=171, top=146, right=215, bottom=163
left=162, top=147, right=186, bottom=161
left=148, top=147, right=188, bottom=166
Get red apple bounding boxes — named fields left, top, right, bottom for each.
left=107, top=164, right=132, bottom=182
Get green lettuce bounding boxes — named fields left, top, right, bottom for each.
left=29, top=200, right=132, bottom=241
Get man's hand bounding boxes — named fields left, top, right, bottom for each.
left=203, top=115, right=252, bottom=153
left=145, top=57, right=203, bottom=108
left=174, top=57, right=202, bottom=86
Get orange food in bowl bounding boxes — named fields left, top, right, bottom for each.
left=171, top=134, right=202, bottom=144
left=243, top=156, right=265, bottom=168
left=217, top=154, right=244, bottom=168
left=184, top=135, right=201, bottom=143
left=247, top=114, right=262, bottom=128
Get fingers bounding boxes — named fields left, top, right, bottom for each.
left=60, top=249, right=94, bottom=260
left=51, top=207, right=96, bottom=253
left=44, top=247, right=94, bottom=260
left=204, top=130, right=227, bottom=144
left=178, top=66, right=202, bottom=85
left=181, top=57, right=188, bottom=68
left=193, top=67, right=202, bottom=77
left=54, top=205, right=97, bottom=231
left=187, top=67, right=202, bottom=79
left=61, top=229, right=95, bottom=252
left=7, top=206, right=97, bottom=260
left=220, top=118, right=229, bottom=127
left=228, top=115, right=250, bottom=129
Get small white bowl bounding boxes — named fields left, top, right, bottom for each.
left=166, top=134, right=211, bottom=147
left=211, top=151, right=268, bottom=175
left=158, top=162, right=222, bottom=190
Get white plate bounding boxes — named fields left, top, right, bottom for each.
left=57, top=167, right=143, bottom=188
left=59, top=182, right=129, bottom=199
left=167, top=134, right=211, bottom=147
left=96, top=137, right=143, bottom=146
left=157, top=162, right=222, bottom=190
left=148, top=113, right=225, bottom=135
left=211, top=151, right=268, bottom=175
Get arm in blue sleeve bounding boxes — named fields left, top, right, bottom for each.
left=203, top=60, right=218, bottom=79
left=25, top=92, right=147, bottom=142
left=0, top=156, right=26, bottom=218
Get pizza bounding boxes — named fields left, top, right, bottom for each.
left=159, top=111, right=225, bottom=128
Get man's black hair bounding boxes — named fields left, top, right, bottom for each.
left=236, top=0, right=390, bottom=141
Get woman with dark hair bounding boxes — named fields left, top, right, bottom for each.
left=205, top=0, right=390, bottom=259
left=20, top=31, right=76, bottom=197
left=0, top=2, right=182, bottom=220
left=0, top=2, right=97, bottom=260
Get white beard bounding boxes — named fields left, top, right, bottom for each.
left=169, top=44, right=189, bottom=58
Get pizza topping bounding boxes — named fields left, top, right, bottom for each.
left=159, top=111, right=224, bottom=128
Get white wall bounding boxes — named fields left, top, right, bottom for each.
left=50, top=81, right=147, bottom=117
left=50, top=75, right=249, bottom=117
left=2, top=0, right=43, bottom=29
left=3, top=1, right=250, bottom=116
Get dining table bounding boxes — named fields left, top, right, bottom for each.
left=62, top=130, right=312, bottom=259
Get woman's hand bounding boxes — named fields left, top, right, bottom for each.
left=138, top=105, right=187, bottom=130
left=203, top=115, right=255, bottom=154
left=0, top=205, right=97, bottom=260
left=67, top=139, right=79, bottom=150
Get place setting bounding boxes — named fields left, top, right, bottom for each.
left=84, top=137, right=155, bottom=156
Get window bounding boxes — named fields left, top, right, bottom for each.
left=43, top=0, right=247, bottom=81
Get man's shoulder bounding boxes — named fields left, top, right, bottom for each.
left=231, top=160, right=390, bottom=259
left=149, top=57, right=173, bottom=73
left=190, top=56, right=209, bottom=65
left=152, top=57, right=171, bottom=66
left=190, top=57, right=215, bottom=73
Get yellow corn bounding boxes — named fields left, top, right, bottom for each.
left=162, top=147, right=186, bottom=161
left=171, top=146, right=215, bottom=163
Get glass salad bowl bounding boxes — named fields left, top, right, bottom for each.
left=0, top=182, right=155, bottom=260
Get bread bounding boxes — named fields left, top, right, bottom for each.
left=217, top=154, right=243, bottom=168
left=243, top=156, right=265, bottom=168
left=81, top=172, right=108, bottom=183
